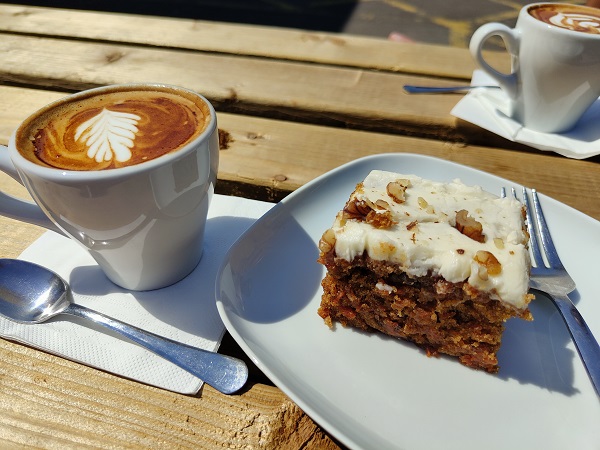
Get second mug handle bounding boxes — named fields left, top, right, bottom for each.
left=469, top=23, right=519, bottom=100
left=0, top=145, right=63, bottom=234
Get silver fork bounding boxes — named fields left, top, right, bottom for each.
left=503, top=187, right=600, bottom=396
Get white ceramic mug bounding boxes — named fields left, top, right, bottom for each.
left=0, top=83, right=219, bottom=290
left=470, top=3, right=600, bottom=133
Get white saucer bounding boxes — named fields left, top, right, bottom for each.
left=451, top=71, right=600, bottom=159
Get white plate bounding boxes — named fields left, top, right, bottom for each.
left=216, top=154, right=600, bottom=450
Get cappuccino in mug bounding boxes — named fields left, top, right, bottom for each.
left=470, top=3, right=600, bottom=133
left=16, top=85, right=211, bottom=171
left=528, top=3, right=600, bottom=34
left=0, top=83, right=219, bottom=290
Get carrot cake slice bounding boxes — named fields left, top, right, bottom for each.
left=317, top=170, right=533, bottom=373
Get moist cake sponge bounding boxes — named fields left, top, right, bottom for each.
left=317, top=170, right=533, bottom=373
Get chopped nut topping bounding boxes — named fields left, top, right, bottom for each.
left=387, top=179, right=410, bottom=203
left=366, top=210, right=396, bottom=229
left=318, top=228, right=336, bottom=253
left=455, top=209, right=485, bottom=243
left=417, top=196, right=435, bottom=214
left=474, top=250, right=502, bottom=276
left=343, top=198, right=372, bottom=220
left=493, top=238, right=505, bottom=249
left=375, top=199, right=391, bottom=210
left=406, top=220, right=418, bottom=231
left=343, top=196, right=396, bottom=229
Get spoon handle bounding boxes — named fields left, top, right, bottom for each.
left=403, top=85, right=499, bottom=94
left=63, top=303, right=248, bottom=394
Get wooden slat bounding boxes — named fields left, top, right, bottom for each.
left=0, top=32, right=470, bottom=137
left=2, top=85, right=598, bottom=221
left=0, top=3, right=504, bottom=79
left=0, top=338, right=338, bottom=449
left=216, top=115, right=600, bottom=220
left=0, top=4, right=513, bottom=145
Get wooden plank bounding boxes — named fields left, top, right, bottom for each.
left=215, top=115, right=600, bottom=220
left=0, top=32, right=474, bottom=139
left=0, top=3, right=510, bottom=79
left=0, top=338, right=338, bottom=449
left=1, top=85, right=598, bottom=221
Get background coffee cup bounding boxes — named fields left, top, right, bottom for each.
left=0, top=83, right=219, bottom=291
left=470, top=2, right=600, bottom=133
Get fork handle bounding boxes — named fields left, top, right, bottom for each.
left=550, top=293, right=600, bottom=397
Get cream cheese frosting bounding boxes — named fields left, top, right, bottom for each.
left=329, top=170, right=531, bottom=309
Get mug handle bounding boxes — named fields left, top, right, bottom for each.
left=0, top=145, right=63, bottom=234
left=469, top=23, right=519, bottom=99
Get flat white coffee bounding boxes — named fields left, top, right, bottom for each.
left=17, top=86, right=211, bottom=171
left=529, top=3, right=600, bottom=34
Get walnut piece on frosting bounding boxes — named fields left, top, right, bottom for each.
left=343, top=197, right=396, bottom=229
left=343, top=199, right=372, bottom=220
left=387, top=179, right=410, bottom=203
left=455, top=209, right=485, bottom=243
left=366, top=210, right=395, bottom=229
left=318, top=228, right=336, bottom=254
left=474, top=250, right=502, bottom=278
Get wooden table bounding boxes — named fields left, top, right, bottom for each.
left=0, top=4, right=598, bottom=449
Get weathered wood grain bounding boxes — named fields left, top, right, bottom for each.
left=0, top=337, right=339, bottom=449
left=0, top=36, right=518, bottom=149
left=0, top=3, right=513, bottom=145
left=0, top=33, right=467, bottom=137
left=0, top=3, right=503, bottom=78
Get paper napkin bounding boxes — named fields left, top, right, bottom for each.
left=0, top=194, right=274, bottom=394
left=451, top=70, right=600, bottom=159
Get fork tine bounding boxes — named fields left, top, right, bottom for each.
left=520, top=188, right=545, bottom=269
left=501, top=186, right=549, bottom=269
left=531, top=189, right=564, bottom=269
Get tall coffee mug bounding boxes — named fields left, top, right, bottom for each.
left=470, top=3, right=600, bottom=133
left=0, top=84, right=219, bottom=290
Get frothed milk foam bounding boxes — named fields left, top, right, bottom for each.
left=17, top=86, right=211, bottom=171
left=529, top=3, right=600, bottom=34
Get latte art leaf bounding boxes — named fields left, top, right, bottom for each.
left=74, top=108, right=141, bottom=163
left=22, top=89, right=208, bottom=170
left=550, top=12, right=600, bottom=32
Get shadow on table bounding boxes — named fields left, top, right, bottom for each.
left=4, top=0, right=359, bottom=33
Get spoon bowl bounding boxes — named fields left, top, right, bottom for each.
left=0, top=258, right=248, bottom=394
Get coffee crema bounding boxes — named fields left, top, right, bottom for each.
left=529, top=3, right=600, bottom=34
left=17, top=86, right=211, bottom=171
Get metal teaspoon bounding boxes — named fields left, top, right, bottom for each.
left=0, top=259, right=248, bottom=394
left=403, top=85, right=500, bottom=94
